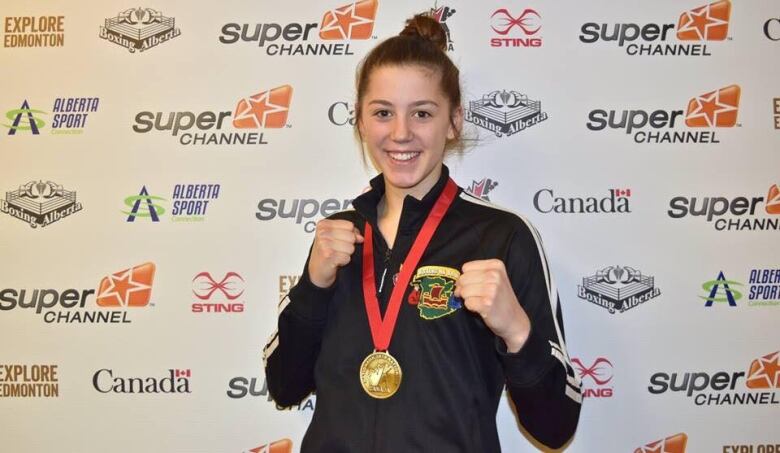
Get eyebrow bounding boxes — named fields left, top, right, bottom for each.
left=367, top=100, right=440, bottom=107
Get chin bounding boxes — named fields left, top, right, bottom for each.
left=384, top=173, right=424, bottom=190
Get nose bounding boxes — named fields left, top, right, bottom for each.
left=390, top=115, right=412, bottom=142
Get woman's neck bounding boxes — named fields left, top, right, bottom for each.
left=381, top=165, right=443, bottom=217
left=377, top=165, right=442, bottom=248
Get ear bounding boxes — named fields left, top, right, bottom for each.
left=447, top=105, right=464, bottom=141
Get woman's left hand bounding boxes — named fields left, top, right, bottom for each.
left=453, top=259, right=531, bottom=353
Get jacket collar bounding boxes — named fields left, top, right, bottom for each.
left=351, top=165, right=455, bottom=233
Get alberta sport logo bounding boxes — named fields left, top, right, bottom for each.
left=133, top=85, right=292, bottom=146
left=99, top=7, right=180, bottom=53
left=587, top=84, right=740, bottom=144
left=3, top=15, right=64, bottom=48
left=578, top=265, right=661, bottom=314
left=700, top=269, right=780, bottom=308
left=0, top=262, right=155, bottom=324
left=4, top=97, right=99, bottom=135
left=635, top=433, right=688, bottom=453
left=124, top=184, right=221, bottom=222
left=0, top=180, right=82, bottom=228
left=465, top=89, right=547, bottom=137
left=219, top=0, right=378, bottom=56
left=192, top=272, right=245, bottom=313
left=668, top=183, right=780, bottom=231
left=580, top=0, right=731, bottom=56
left=93, top=368, right=191, bottom=394
left=572, top=357, right=613, bottom=398
left=648, top=351, right=780, bottom=406
left=490, top=8, right=541, bottom=48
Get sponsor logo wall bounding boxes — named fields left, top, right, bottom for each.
left=0, top=0, right=777, bottom=452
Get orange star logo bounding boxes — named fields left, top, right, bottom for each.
left=677, top=0, right=731, bottom=41
left=247, top=438, right=293, bottom=453
left=766, top=184, right=780, bottom=215
left=746, top=351, right=780, bottom=389
left=233, top=85, right=293, bottom=129
left=635, top=433, right=688, bottom=453
left=685, top=84, right=740, bottom=128
left=96, top=262, right=155, bottom=307
left=319, top=0, right=378, bottom=40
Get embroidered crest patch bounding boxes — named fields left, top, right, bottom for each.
left=408, top=266, right=462, bottom=320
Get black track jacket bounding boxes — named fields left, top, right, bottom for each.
left=264, top=167, right=582, bottom=452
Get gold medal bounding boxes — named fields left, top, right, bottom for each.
left=359, top=179, right=458, bottom=400
left=359, top=351, right=402, bottom=399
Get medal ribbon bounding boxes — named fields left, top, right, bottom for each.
left=362, top=178, right=458, bottom=351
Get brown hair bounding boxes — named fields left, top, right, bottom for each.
left=355, top=14, right=463, bottom=152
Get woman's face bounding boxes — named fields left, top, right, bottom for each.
left=358, top=64, right=461, bottom=197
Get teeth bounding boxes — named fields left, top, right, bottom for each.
left=389, top=152, right=419, bottom=161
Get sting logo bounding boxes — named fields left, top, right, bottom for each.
left=192, top=272, right=244, bottom=300
left=572, top=357, right=614, bottom=398
left=191, top=272, right=245, bottom=313
left=490, top=8, right=541, bottom=35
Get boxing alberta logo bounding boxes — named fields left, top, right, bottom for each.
left=408, top=266, right=462, bottom=320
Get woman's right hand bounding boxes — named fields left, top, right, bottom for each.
left=307, top=219, right=364, bottom=288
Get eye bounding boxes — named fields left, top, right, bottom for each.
left=413, top=110, right=433, bottom=119
left=372, top=109, right=392, bottom=119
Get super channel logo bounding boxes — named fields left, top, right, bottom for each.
left=587, top=84, right=740, bottom=144
left=0, top=262, right=155, bottom=324
left=218, top=0, right=378, bottom=56
left=668, top=184, right=780, bottom=231
left=579, top=0, right=731, bottom=56
left=256, top=197, right=352, bottom=233
left=132, top=86, right=292, bottom=146
left=227, top=368, right=314, bottom=411
left=648, top=351, right=780, bottom=406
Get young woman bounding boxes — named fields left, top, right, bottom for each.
left=264, top=14, right=581, bottom=452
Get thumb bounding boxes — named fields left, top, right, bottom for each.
left=354, top=227, right=364, bottom=243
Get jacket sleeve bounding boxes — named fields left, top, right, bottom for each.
left=263, top=253, right=335, bottom=407
left=496, top=220, right=582, bottom=450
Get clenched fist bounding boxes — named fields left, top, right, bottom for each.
left=308, top=219, right=364, bottom=288
left=454, top=259, right=531, bottom=353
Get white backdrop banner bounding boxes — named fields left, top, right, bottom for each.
left=1, top=0, right=778, bottom=452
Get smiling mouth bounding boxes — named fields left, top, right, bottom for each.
left=385, top=151, right=421, bottom=162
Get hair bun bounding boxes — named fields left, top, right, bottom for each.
left=399, top=14, right=448, bottom=52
